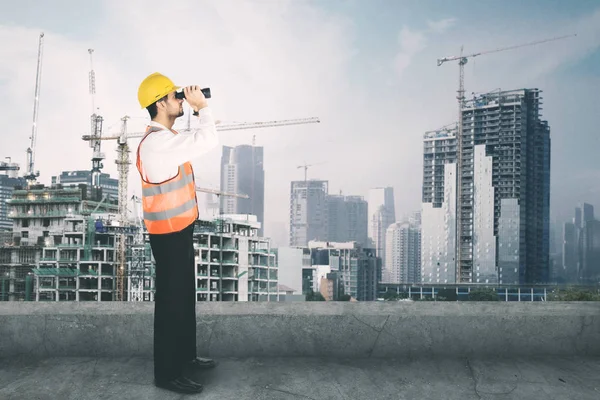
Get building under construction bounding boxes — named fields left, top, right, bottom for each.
left=0, top=182, right=280, bottom=302
left=0, top=183, right=120, bottom=301
left=421, top=88, right=551, bottom=285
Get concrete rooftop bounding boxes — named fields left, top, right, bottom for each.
left=1, top=302, right=599, bottom=399
left=1, top=355, right=599, bottom=399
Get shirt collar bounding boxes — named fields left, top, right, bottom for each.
left=148, top=120, right=169, bottom=131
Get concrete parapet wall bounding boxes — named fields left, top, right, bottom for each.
left=1, top=302, right=599, bottom=359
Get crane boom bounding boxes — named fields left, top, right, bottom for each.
left=196, top=186, right=249, bottom=199
left=297, top=161, right=327, bottom=181
left=437, top=33, right=576, bottom=283
left=25, top=32, right=44, bottom=184
left=81, top=117, right=320, bottom=141
left=437, top=34, right=577, bottom=66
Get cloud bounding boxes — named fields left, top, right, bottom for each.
left=0, top=1, right=598, bottom=240
left=427, top=18, right=456, bottom=33
left=394, top=27, right=426, bottom=76
left=393, top=17, right=457, bottom=78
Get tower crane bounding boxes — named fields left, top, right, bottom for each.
left=437, top=33, right=576, bottom=283
left=88, top=49, right=106, bottom=201
left=24, top=32, right=45, bottom=184
left=297, top=161, right=327, bottom=181
left=81, top=116, right=319, bottom=300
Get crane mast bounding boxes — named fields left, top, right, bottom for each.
left=437, top=34, right=576, bottom=283
left=114, top=116, right=130, bottom=301
left=88, top=49, right=105, bottom=201
left=24, top=32, right=44, bottom=184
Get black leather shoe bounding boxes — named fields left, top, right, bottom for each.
left=155, top=376, right=203, bottom=394
left=181, top=376, right=204, bottom=389
left=187, top=356, right=217, bottom=370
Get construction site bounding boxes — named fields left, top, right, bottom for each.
left=0, top=33, right=316, bottom=303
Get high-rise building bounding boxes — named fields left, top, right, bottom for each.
left=568, top=203, right=600, bottom=284
left=421, top=125, right=457, bottom=284
left=289, top=180, right=328, bottom=247
left=562, top=221, right=578, bottom=282
left=581, top=219, right=600, bottom=284
left=308, top=241, right=378, bottom=301
left=368, top=187, right=395, bottom=270
left=385, top=218, right=421, bottom=284
left=51, top=170, right=118, bottom=202
left=0, top=174, right=26, bottom=231
left=326, top=195, right=368, bottom=246
left=422, top=89, right=551, bottom=284
left=220, top=145, right=265, bottom=235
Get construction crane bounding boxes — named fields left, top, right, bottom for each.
left=82, top=117, right=320, bottom=141
left=437, top=33, right=576, bottom=283
left=88, top=49, right=105, bottom=201
left=197, top=186, right=249, bottom=199
left=24, top=32, right=45, bottom=184
left=82, top=116, right=319, bottom=300
left=297, top=161, right=327, bottom=181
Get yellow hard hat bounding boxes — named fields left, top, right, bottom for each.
left=137, top=72, right=180, bottom=109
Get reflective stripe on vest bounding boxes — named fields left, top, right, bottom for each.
left=136, top=125, right=198, bottom=234
left=141, top=165, right=194, bottom=197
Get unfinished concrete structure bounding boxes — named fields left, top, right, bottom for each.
left=194, top=215, right=279, bottom=302
left=422, top=89, right=551, bottom=285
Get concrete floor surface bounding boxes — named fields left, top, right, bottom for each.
left=0, top=356, right=598, bottom=399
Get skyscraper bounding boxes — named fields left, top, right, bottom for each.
left=220, top=145, right=265, bottom=235
left=562, top=221, right=578, bottom=281
left=569, top=203, right=600, bottom=284
left=289, top=180, right=328, bottom=247
left=421, top=125, right=457, bottom=284
left=422, top=88, right=551, bottom=284
left=368, top=187, right=395, bottom=269
left=326, top=195, right=368, bottom=246
left=385, top=218, right=421, bottom=284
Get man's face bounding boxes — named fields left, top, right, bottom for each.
left=161, top=92, right=184, bottom=118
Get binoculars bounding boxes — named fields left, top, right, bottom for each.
left=175, top=88, right=211, bottom=100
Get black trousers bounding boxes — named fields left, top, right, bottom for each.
left=149, top=222, right=196, bottom=382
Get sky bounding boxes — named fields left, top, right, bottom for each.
left=0, top=0, right=599, bottom=246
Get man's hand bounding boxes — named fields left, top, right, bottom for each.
left=183, top=86, right=208, bottom=112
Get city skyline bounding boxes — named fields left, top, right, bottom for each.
left=0, top=1, right=598, bottom=240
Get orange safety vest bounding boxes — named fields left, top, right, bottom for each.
left=136, top=126, right=198, bottom=234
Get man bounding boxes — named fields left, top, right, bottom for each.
left=136, top=72, right=218, bottom=394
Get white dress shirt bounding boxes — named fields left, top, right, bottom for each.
left=138, top=107, right=218, bottom=183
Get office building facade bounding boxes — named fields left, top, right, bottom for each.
left=368, top=187, right=396, bottom=270
left=220, top=145, right=265, bottom=235
left=289, top=180, right=328, bottom=247
left=327, top=195, right=368, bottom=246
left=385, top=219, right=421, bottom=284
